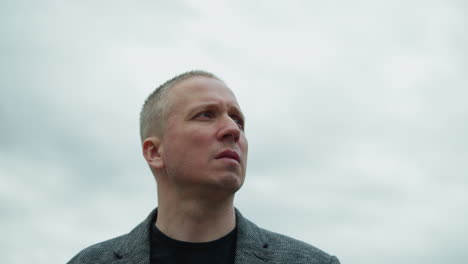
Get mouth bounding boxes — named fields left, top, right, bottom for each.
left=215, top=149, right=241, bottom=164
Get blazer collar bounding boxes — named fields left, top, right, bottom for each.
left=235, top=208, right=272, bottom=263
left=111, top=208, right=272, bottom=264
left=111, top=208, right=156, bottom=264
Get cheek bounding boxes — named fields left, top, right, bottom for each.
left=240, top=135, right=248, bottom=152
left=188, top=128, right=214, bottom=147
left=169, top=128, right=213, bottom=157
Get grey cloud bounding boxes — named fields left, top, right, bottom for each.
left=1, top=0, right=467, bottom=264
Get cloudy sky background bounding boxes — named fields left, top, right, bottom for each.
left=1, top=0, right=467, bottom=263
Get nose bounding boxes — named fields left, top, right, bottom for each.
left=216, top=114, right=241, bottom=142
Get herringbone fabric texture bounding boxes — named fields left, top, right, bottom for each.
left=67, top=209, right=340, bottom=264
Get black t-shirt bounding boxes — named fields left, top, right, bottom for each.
left=150, top=222, right=237, bottom=264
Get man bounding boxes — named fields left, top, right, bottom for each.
left=68, top=70, right=340, bottom=264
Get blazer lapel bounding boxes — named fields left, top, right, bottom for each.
left=111, top=209, right=158, bottom=264
left=235, top=209, right=272, bottom=264
left=109, top=208, right=272, bottom=264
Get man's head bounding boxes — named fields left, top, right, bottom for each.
left=141, top=71, right=248, bottom=198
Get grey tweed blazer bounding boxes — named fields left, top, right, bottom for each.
left=67, top=208, right=340, bottom=264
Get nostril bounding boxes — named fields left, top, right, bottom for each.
left=222, top=133, right=239, bottom=142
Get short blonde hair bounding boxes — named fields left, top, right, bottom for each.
left=139, top=70, right=221, bottom=141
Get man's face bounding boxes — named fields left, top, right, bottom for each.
left=158, top=76, right=248, bottom=195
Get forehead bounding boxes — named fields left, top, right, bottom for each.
left=168, top=76, right=241, bottom=111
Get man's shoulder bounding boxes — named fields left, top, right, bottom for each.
left=258, top=226, right=340, bottom=263
left=236, top=211, right=340, bottom=264
left=67, top=234, right=128, bottom=264
left=67, top=209, right=156, bottom=264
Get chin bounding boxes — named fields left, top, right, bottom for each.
left=207, top=173, right=244, bottom=192
left=220, top=176, right=244, bottom=193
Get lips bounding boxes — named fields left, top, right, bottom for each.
left=215, top=150, right=241, bottom=164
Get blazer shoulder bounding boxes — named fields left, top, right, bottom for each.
left=67, top=208, right=157, bottom=264
left=67, top=234, right=128, bottom=264
left=259, top=227, right=340, bottom=264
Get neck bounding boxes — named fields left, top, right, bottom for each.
left=155, top=191, right=236, bottom=243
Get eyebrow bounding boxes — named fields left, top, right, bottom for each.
left=187, top=102, right=245, bottom=120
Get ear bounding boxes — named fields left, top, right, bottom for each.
left=142, top=136, right=164, bottom=169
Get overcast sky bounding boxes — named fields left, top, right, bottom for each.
left=1, top=1, right=467, bottom=263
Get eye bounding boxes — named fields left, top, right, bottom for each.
left=231, top=115, right=245, bottom=130
left=195, top=110, right=215, bottom=120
